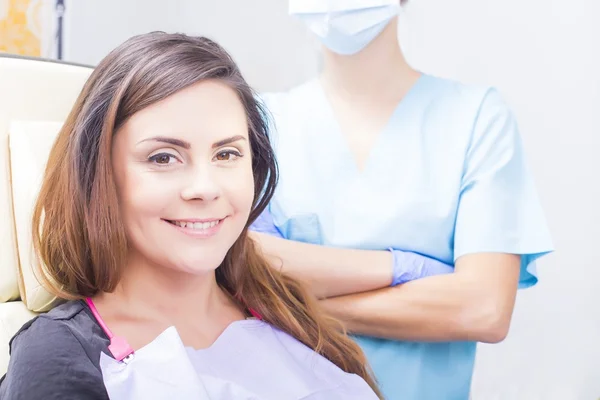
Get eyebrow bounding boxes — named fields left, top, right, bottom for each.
left=212, top=135, right=246, bottom=149
left=138, top=136, right=191, bottom=149
left=138, top=135, right=246, bottom=149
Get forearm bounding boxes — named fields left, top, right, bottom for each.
left=321, top=254, right=520, bottom=343
left=251, top=232, right=393, bottom=298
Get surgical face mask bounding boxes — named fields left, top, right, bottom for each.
left=289, top=0, right=400, bottom=55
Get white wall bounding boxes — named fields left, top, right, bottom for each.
left=63, top=1, right=599, bottom=398
left=63, top=0, right=318, bottom=90
left=397, top=2, right=599, bottom=399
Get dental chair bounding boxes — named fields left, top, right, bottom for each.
left=0, top=54, right=92, bottom=375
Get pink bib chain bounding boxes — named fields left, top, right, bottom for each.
left=85, top=297, right=261, bottom=363
left=85, top=298, right=135, bottom=363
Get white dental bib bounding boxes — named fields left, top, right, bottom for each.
left=87, top=299, right=378, bottom=399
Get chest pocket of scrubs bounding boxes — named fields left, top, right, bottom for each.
left=278, top=214, right=324, bottom=245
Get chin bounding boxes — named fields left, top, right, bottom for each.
left=174, top=256, right=226, bottom=276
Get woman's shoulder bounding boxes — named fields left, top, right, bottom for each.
left=262, top=74, right=509, bottom=124
left=419, top=73, right=510, bottom=114
left=10, top=300, right=105, bottom=348
left=1, top=300, right=109, bottom=399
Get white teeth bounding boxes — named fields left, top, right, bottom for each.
left=173, top=220, right=220, bottom=230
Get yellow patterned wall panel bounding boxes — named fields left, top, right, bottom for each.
left=0, top=0, right=43, bottom=57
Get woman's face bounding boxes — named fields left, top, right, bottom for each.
left=111, top=80, right=254, bottom=276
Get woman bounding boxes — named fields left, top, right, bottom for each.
left=250, top=1, right=554, bottom=399
left=0, top=32, right=381, bottom=399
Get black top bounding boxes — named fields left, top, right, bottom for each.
left=0, top=300, right=110, bottom=399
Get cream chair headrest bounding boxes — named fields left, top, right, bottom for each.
left=0, top=55, right=92, bottom=306
left=9, top=121, right=66, bottom=312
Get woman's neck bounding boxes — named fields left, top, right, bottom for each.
left=320, top=18, right=419, bottom=101
left=97, top=253, right=242, bottom=328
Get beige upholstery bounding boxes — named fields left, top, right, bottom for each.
left=10, top=121, right=66, bottom=312
left=0, top=54, right=92, bottom=375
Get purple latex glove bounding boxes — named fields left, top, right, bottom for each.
left=251, top=209, right=454, bottom=286
left=250, top=208, right=284, bottom=238
left=389, top=249, right=454, bottom=286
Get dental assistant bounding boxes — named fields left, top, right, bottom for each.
left=250, top=1, right=554, bottom=399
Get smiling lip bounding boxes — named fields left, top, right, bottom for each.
left=164, top=218, right=225, bottom=238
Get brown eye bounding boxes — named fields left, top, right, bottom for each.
left=214, top=150, right=242, bottom=162
left=215, top=152, right=231, bottom=161
left=149, top=153, right=176, bottom=165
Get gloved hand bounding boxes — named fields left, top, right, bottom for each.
left=251, top=209, right=454, bottom=286
left=250, top=208, right=284, bottom=238
left=389, top=249, right=454, bottom=286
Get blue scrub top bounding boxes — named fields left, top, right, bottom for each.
left=260, top=74, right=553, bottom=400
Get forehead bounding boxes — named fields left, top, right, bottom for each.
left=120, top=80, right=249, bottom=145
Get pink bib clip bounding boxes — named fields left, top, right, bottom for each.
left=234, top=294, right=262, bottom=320
left=248, top=307, right=262, bottom=320
left=85, top=298, right=135, bottom=363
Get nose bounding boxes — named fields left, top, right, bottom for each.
left=180, top=165, right=221, bottom=202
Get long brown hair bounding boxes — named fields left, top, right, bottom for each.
left=32, top=32, right=380, bottom=396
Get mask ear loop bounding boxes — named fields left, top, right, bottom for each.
left=85, top=298, right=135, bottom=363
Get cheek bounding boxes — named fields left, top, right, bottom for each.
left=116, top=168, right=174, bottom=222
left=223, top=166, right=256, bottom=216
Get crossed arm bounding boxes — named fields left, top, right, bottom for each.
left=319, top=252, right=520, bottom=343
left=251, top=231, right=520, bottom=344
